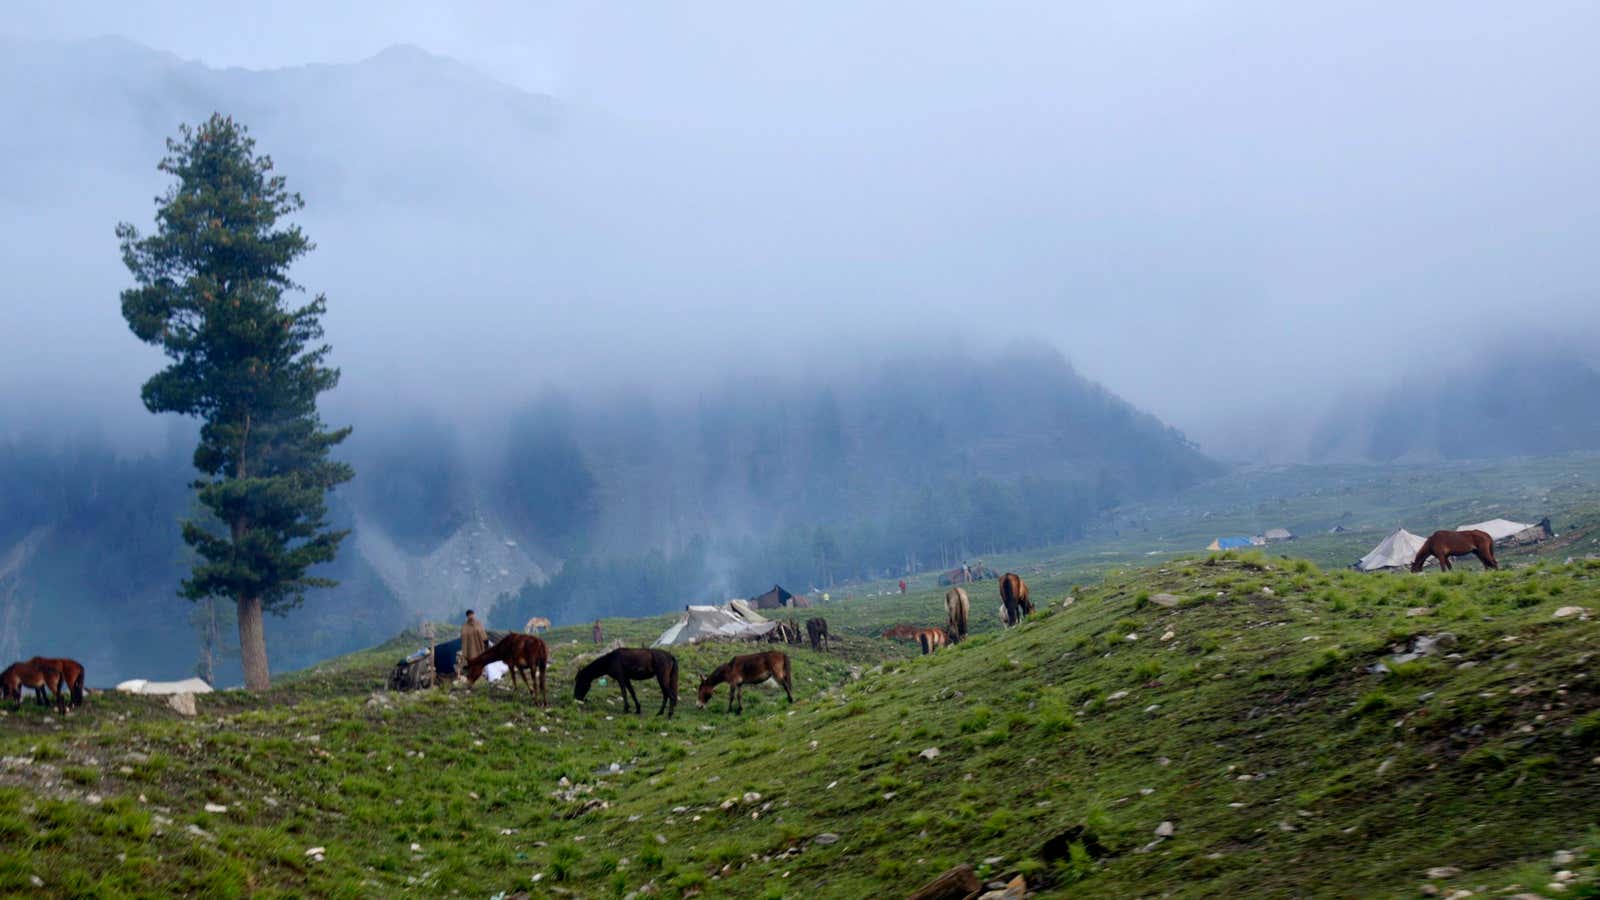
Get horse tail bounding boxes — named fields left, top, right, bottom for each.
left=667, top=653, right=680, bottom=699
left=71, top=668, right=84, bottom=706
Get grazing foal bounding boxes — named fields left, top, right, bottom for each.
left=696, top=650, right=793, bottom=714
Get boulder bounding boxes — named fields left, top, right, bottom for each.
left=167, top=693, right=197, bottom=717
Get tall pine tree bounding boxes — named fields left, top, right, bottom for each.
left=118, top=114, right=352, bottom=690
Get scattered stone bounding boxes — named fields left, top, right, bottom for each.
left=1553, top=850, right=1575, bottom=865
left=29, top=876, right=43, bottom=888
left=1260, top=587, right=1274, bottom=596
left=1554, top=606, right=1589, bottom=619
left=1426, top=866, right=1461, bottom=879
left=742, top=792, right=762, bottom=804
left=978, top=876, right=1027, bottom=900
left=167, top=693, right=197, bottom=717
left=187, top=824, right=214, bottom=840
left=1406, top=607, right=1433, bottom=617
left=203, top=803, right=226, bottom=814
left=813, top=833, right=840, bottom=845
left=1106, top=690, right=1130, bottom=702
left=85, top=794, right=103, bottom=806
left=1155, top=821, right=1175, bottom=837
left=1377, top=758, right=1394, bottom=775
left=1160, top=631, right=1176, bottom=642
left=1151, top=593, right=1181, bottom=608
left=919, top=747, right=941, bottom=761
left=654, top=834, right=668, bottom=845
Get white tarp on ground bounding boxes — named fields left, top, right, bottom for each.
left=115, top=677, right=215, bottom=695
left=1457, top=518, right=1534, bottom=542
left=654, top=603, right=778, bottom=646
left=1357, top=528, right=1429, bottom=571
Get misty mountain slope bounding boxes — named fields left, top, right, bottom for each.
left=1310, top=350, right=1600, bottom=462
left=0, top=35, right=557, bottom=208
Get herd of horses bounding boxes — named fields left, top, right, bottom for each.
left=882, top=571, right=1036, bottom=655
left=461, top=635, right=790, bottom=718
left=452, top=575, right=1038, bottom=718
left=1, top=656, right=86, bottom=713
left=7, top=542, right=1501, bottom=720
left=764, top=616, right=832, bottom=652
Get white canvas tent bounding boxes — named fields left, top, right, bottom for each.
left=1457, top=518, right=1533, bottom=542
left=1356, top=528, right=1429, bottom=571
left=115, top=677, right=215, bottom=695
left=654, top=602, right=777, bottom=646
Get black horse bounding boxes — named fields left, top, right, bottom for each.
left=574, top=648, right=680, bottom=718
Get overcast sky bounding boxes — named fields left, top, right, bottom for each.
left=6, top=2, right=1599, bottom=456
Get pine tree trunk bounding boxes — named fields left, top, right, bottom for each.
left=237, top=595, right=271, bottom=691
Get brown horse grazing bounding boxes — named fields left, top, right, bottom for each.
left=464, top=633, right=550, bottom=706
left=1411, top=530, right=1498, bottom=572
left=806, top=617, right=831, bottom=652
left=573, top=648, right=680, bottom=718
left=999, top=572, right=1033, bottom=627
left=881, top=624, right=921, bottom=641
left=916, top=627, right=950, bottom=655
left=1, top=661, right=65, bottom=713
left=944, top=587, right=970, bottom=642
left=29, top=657, right=85, bottom=707
left=697, top=650, right=793, bottom=714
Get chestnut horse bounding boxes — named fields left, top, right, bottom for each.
left=881, top=624, right=921, bottom=641
left=574, top=648, right=680, bottom=718
left=1411, top=529, right=1498, bottom=572
left=999, top=572, right=1033, bottom=627
left=1, top=661, right=65, bottom=713
left=29, top=657, right=85, bottom=707
left=697, top=650, right=793, bottom=714
left=916, top=627, right=950, bottom=655
left=944, top=587, right=970, bottom=642
left=464, top=633, right=550, bottom=706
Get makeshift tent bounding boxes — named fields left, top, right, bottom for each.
left=116, top=677, right=214, bottom=695
left=938, top=564, right=999, bottom=586
left=1457, top=518, right=1535, bottom=542
left=434, top=629, right=511, bottom=676
left=1502, top=518, right=1555, bottom=547
left=751, top=584, right=801, bottom=609
left=654, top=603, right=777, bottom=646
left=1356, top=528, right=1429, bottom=571
left=1263, top=528, right=1295, bottom=543
left=1207, top=536, right=1256, bottom=551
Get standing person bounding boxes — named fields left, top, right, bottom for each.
left=899, top=579, right=907, bottom=594
left=461, top=609, right=488, bottom=663
left=592, top=619, right=603, bottom=645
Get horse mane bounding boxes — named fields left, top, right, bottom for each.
left=702, top=663, right=730, bottom=688
left=574, top=651, right=614, bottom=690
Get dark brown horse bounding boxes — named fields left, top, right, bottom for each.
left=29, top=657, right=85, bottom=707
left=464, top=633, right=550, bottom=706
left=697, top=650, right=793, bottom=714
left=806, top=617, right=831, bottom=652
left=1411, top=529, right=1498, bottom=572
left=1, top=661, right=65, bottom=713
left=945, top=587, right=970, bottom=642
left=999, top=572, right=1033, bottom=627
left=574, top=648, right=680, bottom=717
left=915, top=627, right=949, bottom=655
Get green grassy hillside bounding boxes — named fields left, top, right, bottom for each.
left=3, top=552, right=1599, bottom=898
